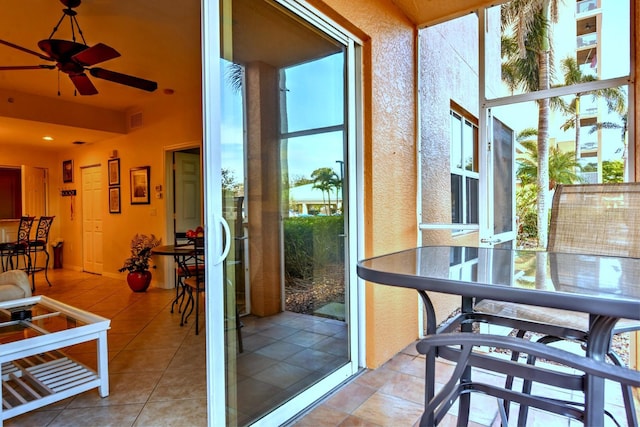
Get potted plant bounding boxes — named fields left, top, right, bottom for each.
left=119, top=233, right=161, bottom=292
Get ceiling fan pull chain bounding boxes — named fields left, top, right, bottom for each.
left=57, top=70, right=61, bottom=96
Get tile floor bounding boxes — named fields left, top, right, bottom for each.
left=291, top=343, right=637, bottom=426
left=3, top=268, right=636, bottom=426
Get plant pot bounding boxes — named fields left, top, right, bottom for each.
left=127, top=271, right=152, bottom=292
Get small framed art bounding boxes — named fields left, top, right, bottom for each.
left=109, top=187, right=121, bottom=213
left=130, top=166, right=150, bottom=205
left=108, top=158, right=120, bottom=186
left=62, top=160, right=73, bottom=183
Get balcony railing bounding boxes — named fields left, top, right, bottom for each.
left=577, top=32, right=597, bottom=48
left=576, top=0, right=597, bottom=14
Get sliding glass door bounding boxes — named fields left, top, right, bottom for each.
left=205, top=0, right=361, bottom=424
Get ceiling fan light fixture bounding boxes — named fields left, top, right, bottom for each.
left=0, top=0, right=158, bottom=96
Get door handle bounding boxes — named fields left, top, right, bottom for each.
left=216, top=216, right=231, bottom=264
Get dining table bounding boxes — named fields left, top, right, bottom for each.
left=152, top=244, right=195, bottom=313
left=357, top=245, right=640, bottom=426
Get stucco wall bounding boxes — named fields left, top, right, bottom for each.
left=313, top=0, right=420, bottom=368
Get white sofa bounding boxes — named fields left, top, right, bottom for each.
left=0, top=270, right=32, bottom=301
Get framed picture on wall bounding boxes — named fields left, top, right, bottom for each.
left=109, top=187, right=121, bottom=214
left=130, top=166, right=150, bottom=205
left=62, top=160, right=73, bottom=183
left=108, top=158, right=120, bottom=186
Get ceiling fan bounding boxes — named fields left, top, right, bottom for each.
left=0, top=0, right=158, bottom=95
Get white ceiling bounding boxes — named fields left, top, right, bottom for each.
left=0, top=0, right=201, bottom=149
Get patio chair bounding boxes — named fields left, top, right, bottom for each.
left=416, top=332, right=640, bottom=426
left=474, top=183, right=640, bottom=426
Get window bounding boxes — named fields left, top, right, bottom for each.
left=450, top=109, right=479, bottom=228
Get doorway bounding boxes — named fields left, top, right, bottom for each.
left=163, top=146, right=203, bottom=290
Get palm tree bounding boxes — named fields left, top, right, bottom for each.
left=554, top=57, right=626, bottom=161
left=501, top=0, right=559, bottom=248
left=589, top=103, right=628, bottom=177
left=517, top=140, right=584, bottom=189
left=311, top=167, right=338, bottom=214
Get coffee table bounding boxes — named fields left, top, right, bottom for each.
left=0, top=296, right=110, bottom=421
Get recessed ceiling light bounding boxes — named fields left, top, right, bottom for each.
left=43, top=136, right=54, bottom=141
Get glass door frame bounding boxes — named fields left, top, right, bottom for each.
left=202, top=0, right=365, bottom=425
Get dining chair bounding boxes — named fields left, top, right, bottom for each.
left=27, top=215, right=55, bottom=290
left=181, top=236, right=243, bottom=351
left=0, top=216, right=35, bottom=274
left=474, top=183, right=640, bottom=426
left=171, top=231, right=199, bottom=314
left=181, top=236, right=205, bottom=333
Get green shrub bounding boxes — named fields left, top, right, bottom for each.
left=284, top=215, right=344, bottom=280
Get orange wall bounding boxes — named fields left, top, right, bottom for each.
left=1, top=91, right=202, bottom=287
left=312, top=0, right=420, bottom=368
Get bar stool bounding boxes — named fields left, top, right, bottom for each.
left=0, top=216, right=35, bottom=273
left=27, top=216, right=55, bottom=290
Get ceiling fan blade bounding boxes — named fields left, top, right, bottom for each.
left=69, top=73, right=98, bottom=95
left=0, top=39, right=53, bottom=61
left=0, top=65, right=56, bottom=70
left=72, top=43, right=120, bottom=66
left=89, top=67, right=158, bottom=92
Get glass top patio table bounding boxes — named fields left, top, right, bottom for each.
left=357, top=245, right=640, bottom=426
left=357, top=245, right=640, bottom=320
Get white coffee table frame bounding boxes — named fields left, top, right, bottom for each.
left=0, top=296, right=110, bottom=422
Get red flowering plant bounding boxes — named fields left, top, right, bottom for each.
left=119, top=234, right=161, bottom=273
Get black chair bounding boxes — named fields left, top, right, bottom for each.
left=182, top=236, right=243, bottom=351
left=171, top=231, right=196, bottom=314
left=182, top=236, right=205, bottom=333
left=0, top=216, right=35, bottom=274
left=27, top=216, right=55, bottom=290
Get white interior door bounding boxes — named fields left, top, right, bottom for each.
left=174, top=150, right=202, bottom=234
left=82, top=166, right=104, bottom=274
left=22, top=165, right=47, bottom=217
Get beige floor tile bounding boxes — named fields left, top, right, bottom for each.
left=48, top=404, right=144, bottom=427
left=292, top=405, right=350, bottom=426
left=148, top=369, right=207, bottom=401
left=68, top=371, right=163, bottom=408
left=109, top=348, right=177, bottom=373
left=378, top=371, right=425, bottom=404
left=351, top=391, right=423, bottom=426
left=324, top=381, right=377, bottom=413
left=338, top=415, right=383, bottom=426
left=134, top=398, right=207, bottom=426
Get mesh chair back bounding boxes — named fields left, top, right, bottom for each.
left=548, top=183, right=640, bottom=258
